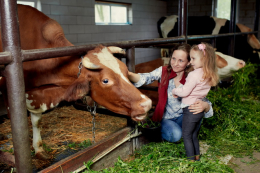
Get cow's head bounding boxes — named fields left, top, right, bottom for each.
left=65, top=45, right=151, bottom=121
left=216, top=52, right=246, bottom=80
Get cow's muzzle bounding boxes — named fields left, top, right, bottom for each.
left=237, top=60, right=246, bottom=69
left=131, top=97, right=152, bottom=122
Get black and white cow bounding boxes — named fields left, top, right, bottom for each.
left=157, top=15, right=260, bottom=65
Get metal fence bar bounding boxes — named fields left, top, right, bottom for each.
left=0, top=0, right=32, bottom=172
left=0, top=30, right=258, bottom=65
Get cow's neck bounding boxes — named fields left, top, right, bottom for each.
left=24, top=55, right=82, bottom=89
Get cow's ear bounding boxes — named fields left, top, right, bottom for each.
left=215, top=54, right=228, bottom=68
left=64, top=77, right=89, bottom=102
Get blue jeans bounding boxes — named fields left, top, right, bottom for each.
left=161, top=115, right=183, bottom=142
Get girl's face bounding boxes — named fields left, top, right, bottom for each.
left=190, top=49, right=203, bottom=69
left=171, top=50, right=190, bottom=73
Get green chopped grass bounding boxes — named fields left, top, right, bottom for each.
left=82, top=63, right=260, bottom=173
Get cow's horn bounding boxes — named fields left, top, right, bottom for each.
left=108, top=46, right=126, bottom=54
left=82, top=57, right=101, bottom=69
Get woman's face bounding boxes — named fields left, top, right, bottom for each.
left=170, top=50, right=190, bottom=73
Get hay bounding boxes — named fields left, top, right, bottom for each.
left=0, top=105, right=127, bottom=170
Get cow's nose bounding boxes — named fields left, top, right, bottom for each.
left=238, top=60, right=246, bottom=68
left=140, top=98, right=152, bottom=112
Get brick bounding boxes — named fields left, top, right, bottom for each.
left=77, top=34, right=92, bottom=43
left=77, top=16, right=93, bottom=25
left=60, top=16, right=77, bottom=25
left=84, top=25, right=99, bottom=33
left=189, top=5, right=201, bottom=12
left=240, top=3, right=254, bottom=10
left=42, top=4, right=51, bottom=14
left=51, top=5, right=69, bottom=15
left=91, top=33, right=107, bottom=42
left=60, top=0, right=77, bottom=6
left=68, top=6, right=85, bottom=15
left=105, top=33, right=118, bottom=41
left=69, top=25, right=85, bottom=33
left=41, top=0, right=60, bottom=5
left=245, top=11, right=255, bottom=17
left=98, top=26, right=122, bottom=33
left=83, top=7, right=95, bottom=17
left=60, top=25, right=69, bottom=34
left=65, top=34, right=78, bottom=43
left=48, top=15, right=60, bottom=22
left=76, top=0, right=93, bottom=7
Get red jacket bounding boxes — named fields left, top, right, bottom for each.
left=151, top=66, right=186, bottom=122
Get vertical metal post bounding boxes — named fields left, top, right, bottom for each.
left=254, top=0, right=260, bottom=37
left=0, top=0, right=32, bottom=172
left=178, top=0, right=188, bottom=43
left=126, top=47, right=135, bottom=127
left=178, top=0, right=182, bottom=37
left=126, top=47, right=135, bottom=73
left=229, top=0, right=237, bottom=56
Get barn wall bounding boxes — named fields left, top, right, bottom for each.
left=238, top=0, right=260, bottom=39
left=167, top=0, right=212, bottom=16
left=40, top=0, right=167, bottom=65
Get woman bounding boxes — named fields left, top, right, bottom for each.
left=128, top=43, right=213, bottom=143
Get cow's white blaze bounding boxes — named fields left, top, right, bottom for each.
left=161, top=15, right=178, bottom=38
left=92, top=47, right=130, bottom=84
left=31, top=112, right=44, bottom=153
left=141, top=94, right=145, bottom=98
left=216, top=52, right=243, bottom=79
left=211, top=17, right=227, bottom=35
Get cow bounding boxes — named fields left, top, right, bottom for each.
left=135, top=51, right=245, bottom=105
left=0, top=5, right=152, bottom=160
left=157, top=15, right=260, bottom=66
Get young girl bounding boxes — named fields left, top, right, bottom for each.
left=172, top=43, right=218, bottom=161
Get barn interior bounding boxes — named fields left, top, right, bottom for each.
left=0, top=0, right=259, bottom=172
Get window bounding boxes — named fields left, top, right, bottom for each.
left=216, top=0, right=231, bottom=20
left=95, top=1, right=132, bottom=25
left=17, top=0, right=42, bottom=11
left=17, top=0, right=35, bottom=7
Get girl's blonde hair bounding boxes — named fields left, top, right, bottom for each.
left=191, top=42, right=219, bottom=86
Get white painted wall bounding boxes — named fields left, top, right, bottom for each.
left=40, top=0, right=167, bottom=65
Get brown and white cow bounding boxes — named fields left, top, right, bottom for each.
left=135, top=52, right=245, bottom=105
left=0, top=5, right=152, bottom=160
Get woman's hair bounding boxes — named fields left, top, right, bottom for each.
left=191, top=42, right=219, bottom=86
left=162, top=43, right=192, bottom=86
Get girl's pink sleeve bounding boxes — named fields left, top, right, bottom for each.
left=172, top=72, right=198, bottom=97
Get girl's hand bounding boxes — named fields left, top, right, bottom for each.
left=173, top=94, right=178, bottom=98
left=188, top=100, right=209, bottom=114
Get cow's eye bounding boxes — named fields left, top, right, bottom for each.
left=102, top=79, right=109, bottom=84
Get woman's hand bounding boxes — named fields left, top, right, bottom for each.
left=128, top=71, right=140, bottom=83
left=188, top=100, right=210, bottom=114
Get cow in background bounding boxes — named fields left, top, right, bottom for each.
left=0, top=5, right=152, bottom=160
left=157, top=15, right=260, bottom=66
left=135, top=51, right=245, bottom=105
